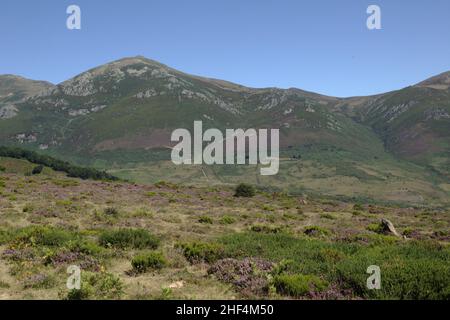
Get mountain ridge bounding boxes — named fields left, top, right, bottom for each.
left=1, top=56, right=449, bottom=204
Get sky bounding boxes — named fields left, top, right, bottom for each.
left=1, top=0, right=449, bottom=97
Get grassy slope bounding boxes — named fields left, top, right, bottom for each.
left=0, top=157, right=449, bottom=300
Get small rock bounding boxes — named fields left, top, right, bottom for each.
left=168, top=281, right=185, bottom=289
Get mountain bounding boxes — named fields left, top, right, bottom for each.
left=336, top=71, right=450, bottom=178
left=0, top=57, right=449, bottom=205
left=0, top=75, right=53, bottom=119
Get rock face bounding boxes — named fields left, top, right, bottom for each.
left=381, top=218, right=401, bottom=237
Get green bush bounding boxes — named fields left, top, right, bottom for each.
left=31, top=165, right=44, bottom=175
left=366, top=223, right=384, bottom=234
left=250, top=224, right=283, bottom=234
left=103, top=207, right=119, bottom=216
left=131, top=251, right=167, bottom=273
left=220, top=232, right=450, bottom=300
left=0, top=165, right=5, bottom=172
left=176, top=241, right=225, bottom=263
left=99, top=229, right=159, bottom=249
left=303, top=226, right=330, bottom=237
left=353, top=204, right=364, bottom=211
left=336, top=241, right=450, bottom=299
left=273, top=274, right=328, bottom=297
left=14, top=226, right=77, bottom=247
left=220, top=215, right=236, bottom=225
left=234, top=183, right=256, bottom=198
left=66, top=272, right=123, bottom=300
left=198, top=216, right=213, bottom=224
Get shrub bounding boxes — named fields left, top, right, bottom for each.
left=335, top=241, right=450, bottom=300
left=353, top=204, right=364, bottom=211
left=31, top=165, right=44, bottom=175
left=23, top=273, right=55, bottom=289
left=99, top=229, right=159, bottom=249
left=65, top=272, right=123, bottom=300
left=131, top=251, right=167, bottom=273
left=303, top=226, right=330, bottom=237
left=250, top=224, right=283, bottom=234
left=273, top=274, right=328, bottom=297
left=198, top=216, right=213, bottom=224
left=14, top=226, right=77, bottom=247
left=234, top=183, right=256, bottom=198
left=320, top=213, right=336, bottom=220
left=0, top=165, right=5, bottom=172
left=103, top=207, right=119, bottom=216
left=176, top=241, right=225, bottom=263
left=220, top=215, right=236, bottom=225
left=366, top=223, right=384, bottom=234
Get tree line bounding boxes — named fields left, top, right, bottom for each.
left=0, top=146, right=119, bottom=181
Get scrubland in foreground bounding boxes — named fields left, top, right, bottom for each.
left=0, top=157, right=449, bottom=300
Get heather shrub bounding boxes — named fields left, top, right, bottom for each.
left=198, top=216, right=213, bottom=224
left=303, top=226, right=330, bottom=237
left=220, top=215, right=236, bottom=225
left=131, top=251, right=167, bottom=273
left=65, top=272, right=123, bottom=300
left=103, top=207, right=119, bottom=216
left=14, top=226, right=77, bottom=247
left=273, top=274, right=328, bottom=297
left=176, top=241, right=226, bottom=263
left=234, top=183, right=256, bottom=198
left=31, top=165, right=44, bottom=175
left=99, top=229, right=159, bottom=249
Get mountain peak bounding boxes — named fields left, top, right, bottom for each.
left=416, top=70, right=450, bottom=90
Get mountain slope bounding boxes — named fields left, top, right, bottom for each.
left=335, top=73, right=450, bottom=178
left=0, top=57, right=449, bottom=204
left=0, top=75, right=54, bottom=119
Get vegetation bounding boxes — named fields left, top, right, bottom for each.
left=131, top=251, right=167, bottom=273
left=234, top=183, right=256, bottom=198
left=0, top=146, right=118, bottom=181
left=176, top=241, right=226, bottom=263
left=99, top=229, right=159, bottom=249
left=31, top=165, right=44, bottom=175
left=273, top=274, right=328, bottom=297
left=0, top=156, right=448, bottom=300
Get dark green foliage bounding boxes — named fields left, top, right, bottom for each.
left=220, top=215, right=236, bottom=225
left=65, top=272, right=123, bottom=300
left=234, top=183, right=256, bottom=198
left=273, top=274, right=328, bottom=297
left=131, top=251, right=167, bottom=273
left=250, top=224, right=283, bottom=234
left=0, top=165, right=5, bottom=172
left=13, top=226, right=78, bottom=247
left=103, top=207, right=119, bottom=216
left=366, top=223, right=384, bottom=234
left=98, top=229, right=159, bottom=249
left=198, top=216, right=213, bottom=224
left=303, top=225, right=331, bottom=237
left=176, top=241, right=226, bottom=263
left=220, top=232, right=450, bottom=300
left=31, top=165, right=44, bottom=175
left=0, top=146, right=118, bottom=181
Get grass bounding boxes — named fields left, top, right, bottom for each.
left=0, top=156, right=449, bottom=300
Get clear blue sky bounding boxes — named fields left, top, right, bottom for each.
left=1, top=0, right=449, bottom=97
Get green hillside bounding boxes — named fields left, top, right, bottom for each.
left=0, top=57, right=449, bottom=205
